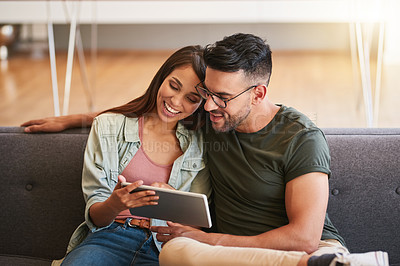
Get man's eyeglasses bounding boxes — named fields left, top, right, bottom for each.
left=195, top=82, right=257, bottom=108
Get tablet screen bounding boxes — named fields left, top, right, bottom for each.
left=122, top=183, right=212, bottom=228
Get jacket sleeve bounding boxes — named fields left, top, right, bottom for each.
left=81, top=116, right=117, bottom=231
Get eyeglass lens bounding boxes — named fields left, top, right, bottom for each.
left=197, top=86, right=225, bottom=108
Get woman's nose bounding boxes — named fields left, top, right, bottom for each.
left=171, top=94, right=183, bottom=107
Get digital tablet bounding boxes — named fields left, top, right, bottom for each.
left=122, top=183, right=212, bottom=228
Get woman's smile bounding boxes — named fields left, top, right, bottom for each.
left=164, top=101, right=181, bottom=116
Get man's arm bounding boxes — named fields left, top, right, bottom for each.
left=152, top=172, right=329, bottom=254
left=21, top=112, right=99, bottom=133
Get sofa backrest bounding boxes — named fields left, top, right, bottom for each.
left=324, top=128, right=400, bottom=265
left=0, top=127, right=89, bottom=260
left=0, top=127, right=399, bottom=264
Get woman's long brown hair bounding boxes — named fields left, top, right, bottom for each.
left=101, top=45, right=206, bottom=130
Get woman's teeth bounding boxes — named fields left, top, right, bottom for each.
left=165, top=102, right=180, bottom=114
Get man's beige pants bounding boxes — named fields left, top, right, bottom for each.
left=159, top=237, right=349, bottom=266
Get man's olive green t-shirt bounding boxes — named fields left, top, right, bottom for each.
left=203, top=105, right=345, bottom=246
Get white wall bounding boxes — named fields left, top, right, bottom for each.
left=1, top=0, right=390, bottom=54
left=53, top=23, right=351, bottom=51
left=383, top=0, right=400, bottom=65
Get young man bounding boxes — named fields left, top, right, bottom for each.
left=22, top=33, right=389, bottom=266
left=150, top=33, right=388, bottom=266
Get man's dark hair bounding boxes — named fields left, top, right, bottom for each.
left=203, top=33, right=272, bottom=86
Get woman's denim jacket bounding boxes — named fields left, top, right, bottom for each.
left=65, top=113, right=211, bottom=253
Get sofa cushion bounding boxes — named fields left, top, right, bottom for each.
left=324, top=128, right=400, bottom=265
left=1, top=127, right=399, bottom=265
left=0, top=254, right=51, bottom=266
left=0, top=127, right=89, bottom=260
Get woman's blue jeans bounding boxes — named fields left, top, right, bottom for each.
left=62, top=219, right=159, bottom=266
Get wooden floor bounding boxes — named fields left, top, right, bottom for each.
left=1, top=49, right=399, bottom=128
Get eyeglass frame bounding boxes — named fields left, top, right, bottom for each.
left=195, top=82, right=257, bottom=108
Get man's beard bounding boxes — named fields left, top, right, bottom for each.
left=211, top=105, right=251, bottom=132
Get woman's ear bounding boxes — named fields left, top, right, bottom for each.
left=252, top=85, right=267, bottom=105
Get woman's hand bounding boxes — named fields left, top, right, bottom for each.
left=150, top=182, right=175, bottom=190
left=89, top=175, right=159, bottom=227
left=107, top=176, right=159, bottom=214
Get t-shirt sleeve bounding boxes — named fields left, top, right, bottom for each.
left=284, top=129, right=331, bottom=183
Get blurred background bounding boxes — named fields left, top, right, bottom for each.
left=0, top=0, right=399, bottom=128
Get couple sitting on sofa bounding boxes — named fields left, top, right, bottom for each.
left=22, top=33, right=389, bottom=266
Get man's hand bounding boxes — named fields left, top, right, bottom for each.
left=21, top=117, right=71, bottom=133
left=151, top=222, right=206, bottom=245
left=21, top=112, right=98, bottom=133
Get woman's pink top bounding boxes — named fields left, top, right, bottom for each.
left=116, top=116, right=172, bottom=219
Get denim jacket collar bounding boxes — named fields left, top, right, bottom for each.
left=176, top=121, right=190, bottom=152
left=123, top=117, right=140, bottom=143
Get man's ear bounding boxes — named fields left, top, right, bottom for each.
left=252, top=85, right=267, bottom=105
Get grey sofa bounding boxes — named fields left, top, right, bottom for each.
left=0, top=127, right=399, bottom=265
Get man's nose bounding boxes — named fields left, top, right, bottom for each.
left=204, top=96, right=218, bottom=112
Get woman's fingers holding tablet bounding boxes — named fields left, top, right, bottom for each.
left=113, top=178, right=158, bottom=209
left=122, top=180, right=159, bottom=208
left=150, top=182, right=175, bottom=190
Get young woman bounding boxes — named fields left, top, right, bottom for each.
left=55, top=45, right=210, bottom=266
